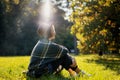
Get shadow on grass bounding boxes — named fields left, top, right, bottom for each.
left=25, top=74, right=70, bottom=80
left=86, top=54, right=120, bottom=74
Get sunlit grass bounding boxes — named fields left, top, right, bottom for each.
left=74, top=54, right=120, bottom=80
left=0, top=56, right=29, bottom=80
left=0, top=54, right=120, bottom=80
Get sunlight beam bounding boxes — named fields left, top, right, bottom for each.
left=39, top=0, right=53, bottom=23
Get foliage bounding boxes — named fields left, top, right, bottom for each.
left=69, top=0, right=120, bottom=54
left=0, top=54, right=120, bottom=80
left=0, top=0, right=73, bottom=55
left=0, top=0, right=39, bottom=55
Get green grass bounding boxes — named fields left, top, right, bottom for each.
left=0, top=54, right=120, bottom=80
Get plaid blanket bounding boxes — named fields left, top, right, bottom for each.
left=28, top=39, right=69, bottom=70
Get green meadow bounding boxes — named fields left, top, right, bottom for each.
left=0, top=54, right=120, bottom=80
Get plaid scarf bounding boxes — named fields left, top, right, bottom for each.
left=28, top=39, right=69, bottom=70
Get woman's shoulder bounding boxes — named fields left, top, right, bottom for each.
left=51, top=42, right=68, bottom=50
left=51, top=42, right=62, bottom=46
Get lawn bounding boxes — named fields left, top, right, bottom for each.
left=0, top=54, right=120, bottom=80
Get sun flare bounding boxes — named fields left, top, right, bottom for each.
left=39, top=0, right=53, bottom=22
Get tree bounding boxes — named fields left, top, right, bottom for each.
left=69, top=0, right=120, bottom=54
left=0, top=0, right=73, bottom=55
left=0, top=0, right=40, bottom=55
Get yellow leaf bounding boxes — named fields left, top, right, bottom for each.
left=76, top=33, right=85, bottom=43
left=13, top=0, right=19, bottom=5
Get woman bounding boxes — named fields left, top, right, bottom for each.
left=27, top=24, right=83, bottom=78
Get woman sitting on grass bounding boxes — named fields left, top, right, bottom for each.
left=27, top=24, right=85, bottom=78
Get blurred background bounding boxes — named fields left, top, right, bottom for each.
left=0, top=0, right=120, bottom=56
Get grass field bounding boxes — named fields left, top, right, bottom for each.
left=0, top=54, right=120, bottom=80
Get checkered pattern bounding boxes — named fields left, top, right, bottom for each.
left=28, top=39, right=69, bottom=70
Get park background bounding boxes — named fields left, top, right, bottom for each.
left=0, top=0, right=120, bottom=80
